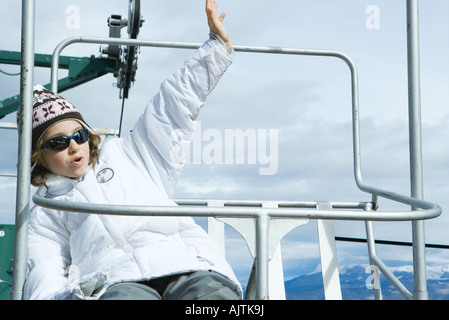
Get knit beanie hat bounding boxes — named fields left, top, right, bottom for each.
left=23, top=85, right=91, bottom=150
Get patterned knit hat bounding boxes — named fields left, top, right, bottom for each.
left=27, top=85, right=91, bottom=150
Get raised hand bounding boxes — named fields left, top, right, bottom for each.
left=206, top=0, right=231, bottom=51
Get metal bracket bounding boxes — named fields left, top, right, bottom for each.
left=0, top=0, right=145, bottom=119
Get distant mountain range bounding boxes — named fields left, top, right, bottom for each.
left=284, top=264, right=449, bottom=300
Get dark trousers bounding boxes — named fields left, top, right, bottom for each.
left=98, top=270, right=241, bottom=300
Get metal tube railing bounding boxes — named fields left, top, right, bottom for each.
left=47, top=35, right=442, bottom=216
left=365, top=221, right=382, bottom=300
left=11, top=0, right=34, bottom=301
left=33, top=188, right=440, bottom=221
left=370, top=255, right=413, bottom=300
left=18, top=35, right=441, bottom=301
left=31, top=191, right=440, bottom=300
left=12, top=0, right=440, bottom=300
left=45, top=35, right=442, bottom=301
left=47, top=35, right=439, bottom=215
left=406, top=0, right=428, bottom=300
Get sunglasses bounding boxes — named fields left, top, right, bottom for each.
left=41, top=128, right=90, bottom=151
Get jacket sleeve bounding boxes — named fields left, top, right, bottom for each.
left=123, top=35, right=234, bottom=197
left=23, top=206, right=74, bottom=300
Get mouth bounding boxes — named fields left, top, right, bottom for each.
left=72, top=157, right=84, bottom=166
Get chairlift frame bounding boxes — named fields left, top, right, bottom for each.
left=7, top=0, right=441, bottom=300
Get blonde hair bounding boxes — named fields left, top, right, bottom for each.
left=30, top=130, right=102, bottom=187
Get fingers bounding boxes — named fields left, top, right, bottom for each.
left=218, top=11, right=226, bottom=23
left=206, top=0, right=226, bottom=26
left=206, top=0, right=231, bottom=51
left=206, top=0, right=217, bottom=16
left=206, top=0, right=226, bottom=21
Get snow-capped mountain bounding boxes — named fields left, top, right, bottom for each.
left=284, top=264, right=449, bottom=300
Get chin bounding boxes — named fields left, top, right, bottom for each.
left=70, top=167, right=89, bottom=179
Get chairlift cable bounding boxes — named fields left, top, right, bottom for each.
left=118, top=95, right=126, bottom=138
left=0, top=68, right=20, bottom=76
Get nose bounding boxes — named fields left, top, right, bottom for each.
left=67, top=139, right=80, bottom=153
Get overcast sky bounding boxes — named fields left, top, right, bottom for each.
left=0, top=0, right=448, bottom=290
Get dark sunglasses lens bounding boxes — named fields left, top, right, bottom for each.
left=46, top=136, right=71, bottom=151
left=73, top=129, right=90, bottom=144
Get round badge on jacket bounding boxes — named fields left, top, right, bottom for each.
left=96, top=168, right=114, bottom=183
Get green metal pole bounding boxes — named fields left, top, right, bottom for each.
left=0, top=225, right=15, bottom=300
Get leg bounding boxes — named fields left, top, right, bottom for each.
left=163, top=271, right=241, bottom=300
left=98, top=282, right=162, bottom=300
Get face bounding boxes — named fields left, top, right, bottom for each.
left=40, top=120, right=90, bottom=179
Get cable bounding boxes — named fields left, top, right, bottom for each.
left=0, top=69, right=20, bottom=76
left=118, top=95, right=126, bottom=138
left=335, top=236, right=449, bottom=249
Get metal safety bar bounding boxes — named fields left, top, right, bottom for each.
left=46, top=38, right=438, bottom=215
left=13, top=0, right=440, bottom=300
left=31, top=192, right=441, bottom=222
left=31, top=191, right=439, bottom=300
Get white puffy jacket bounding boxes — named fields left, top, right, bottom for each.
left=23, top=36, right=242, bottom=300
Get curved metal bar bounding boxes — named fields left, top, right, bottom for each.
left=48, top=36, right=441, bottom=219
left=50, top=37, right=440, bottom=211
left=33, top=186, right=440, bottom=221
left=42, top=35, right=443, bottom=301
